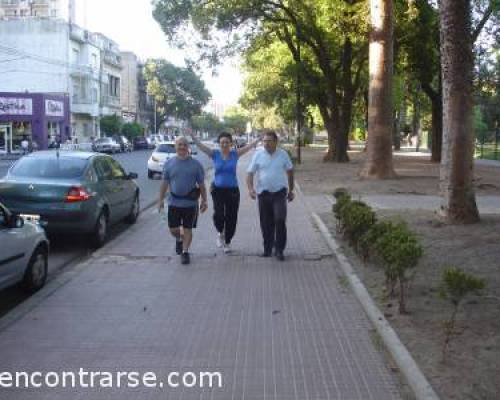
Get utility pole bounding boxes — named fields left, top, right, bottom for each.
left=295, top=23, right=302, bottom=164
left=153, top=97, right=157, bottom=135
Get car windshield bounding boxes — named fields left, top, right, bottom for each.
left=156, top=144, right=175, bottom=153
left=96, top=138, right=111, bottom=143
left=9, top=157, right=88, bottom=178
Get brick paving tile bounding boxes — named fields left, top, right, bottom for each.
left=0, top=158, right=403, bottom=399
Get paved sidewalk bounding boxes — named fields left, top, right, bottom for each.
left=355, top=194, right=500, bottom=214
left=0, top=161, right=403, bottom=399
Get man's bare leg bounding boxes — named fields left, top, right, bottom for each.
left=182, top=229, right=193, bottom=252
left=169, top=227, right=182, bottom=241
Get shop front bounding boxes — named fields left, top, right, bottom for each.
left=0, top=93, right=70, bottom=153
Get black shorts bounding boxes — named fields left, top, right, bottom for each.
left=168, top=206, right=198, bottom=229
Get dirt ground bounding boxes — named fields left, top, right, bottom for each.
left=295, top=147, right=500, bottom=400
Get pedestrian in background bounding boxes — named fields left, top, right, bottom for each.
left=247, top=131, right=294, bottom=261
left=158, top=137, right=208, bottom=264
left=191, top=132, right=259, bottom=253
left=21, top=136, right=29, bottom=155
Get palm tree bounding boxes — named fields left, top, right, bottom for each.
left=439, top=0, right=479, bottom=223
left=361, top=0, right=396, bottom=179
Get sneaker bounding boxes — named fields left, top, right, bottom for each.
left=175, top=240, right=183, bottom=255
left=181, top=252, right=190, bottom=265
left=223, top=243, right=231, bottom=254
left=216, top=232, right=224, bottom=248
left=275, top=251, right=285, bottom=261
left=260, top=250, right=272, bottom=258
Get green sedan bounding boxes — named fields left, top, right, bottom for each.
left=0, top=151, right=140, bottom=248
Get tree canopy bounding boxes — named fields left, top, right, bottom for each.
left=143, top=59, right=211, bottom=125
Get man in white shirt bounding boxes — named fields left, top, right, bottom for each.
left=247, top=131, right=295, bottom=261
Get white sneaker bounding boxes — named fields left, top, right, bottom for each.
left=216, top=232, right=224, bottom=248
left=223, top=243, right=231, bottom=254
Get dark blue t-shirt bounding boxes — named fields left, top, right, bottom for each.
left=212, top=149, right=238, bottom=188
left=162, top=156, right=205, bottom=207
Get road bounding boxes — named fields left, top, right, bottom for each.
left=0, top=149, right=210, bottom=317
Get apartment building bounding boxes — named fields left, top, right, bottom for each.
left=0, top=18, right=122, bottom=143
left=0, top=0, right=75, bottom=21
left=69, top=23, right=101, bottom=139
left=120, top=51, right=138, bottom=122
left=95, top=33, right=122, bottom=119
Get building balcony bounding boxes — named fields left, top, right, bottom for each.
left=69, top=24, right=90, bottom=43
left=32, top=0, right=49, bottom=7
left=70, top=65, right=95, bottom=78
left=71, top=96, right=99, bottom=117
left=101, top=95, right=121, bottom=108
left=103, top=50, right=122, bottom=68
left=1, top=0, right=19, bottom=7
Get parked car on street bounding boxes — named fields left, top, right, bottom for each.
left=147, top=142, right=176, bottom=178
left=93, top=137, right=121, bottom=154
left=0, top=151, right=140, bottom=248
left=133, top=136, right=149, bottom=150
left=113, top=135, right=133, bottom=152
left=145, top=137, right=155, bottom=149
left=0, top=201, right=49, bottom=293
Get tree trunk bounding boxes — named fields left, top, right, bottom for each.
left=412, top=93, right=421, bottom=151
left=393, top=111, right=401, bottom=150
left=439, top=0, right=479, bottom=223
left=361, top=0, right=396, bottom=178
left=430, top=89, right=443, bottom=163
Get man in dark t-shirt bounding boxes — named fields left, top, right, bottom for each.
left=158, top=137, right=208, bottom=264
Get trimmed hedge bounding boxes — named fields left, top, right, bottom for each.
left=332, top=189, right=423, bottom=314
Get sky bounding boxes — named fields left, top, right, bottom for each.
left=75, top=0, right=243, bottom=106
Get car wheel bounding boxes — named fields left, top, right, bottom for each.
left=126, top=194, right=140, bottom=224
left=22, top=245, right=48, bottom=293
left=91, top=210, right=108, bottom=248
left=148, top=169, right=154, bottom=179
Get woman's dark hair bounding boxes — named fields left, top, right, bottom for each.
left=217, top=132, right=233, bottom=143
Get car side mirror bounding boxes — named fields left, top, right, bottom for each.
left=10, top=215, right=24, bottom=229
left=127, top=172, right=138, bottom=180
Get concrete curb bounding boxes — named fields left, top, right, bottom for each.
left=311, top=211, right=440, bottom=400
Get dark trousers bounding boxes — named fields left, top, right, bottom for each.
left=258, top=189, right=287, bottom=253
left=211, top=186, right=240, bottom=244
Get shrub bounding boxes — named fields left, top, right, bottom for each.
left=374, top=223, right=423, bottom=313
left=439, top=267, right=485, bottom=360
left=358, top=220, right=396, bottom=262
left=342, top=201, right=377, bottom=246
left=121, top=122, right=144, bottom=139
left=332, top=189, right=351, bottom=219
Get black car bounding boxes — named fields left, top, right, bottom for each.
left=133, top=136, right=149, bottom=150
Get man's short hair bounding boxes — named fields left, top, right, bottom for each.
left=264, top=130, right=278, bottom=141
left=175, top=136, right=189, bottom=146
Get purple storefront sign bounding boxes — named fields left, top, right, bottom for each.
left=0, top=92, right=70, bottom=150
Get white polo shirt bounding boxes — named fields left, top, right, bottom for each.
left=247, top=148, right=293, bottom=194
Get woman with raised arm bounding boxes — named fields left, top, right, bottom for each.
left=191, top=132, right=260, bottom=253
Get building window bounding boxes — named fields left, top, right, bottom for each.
left=50, top=9, right=56, bottom=17
left=108, top=75, right=120, bottom=98
left=72, top=48, right=80, bottom=64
